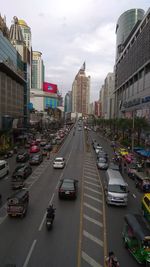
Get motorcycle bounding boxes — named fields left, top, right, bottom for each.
left=46, top=208, right=56, bottom=230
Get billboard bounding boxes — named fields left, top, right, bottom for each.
left=44, top=97, right=58, bottom=109
left=43, top=82, right=58, bottom=94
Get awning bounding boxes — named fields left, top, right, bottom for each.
left=136, top=149, right=150, bottom=157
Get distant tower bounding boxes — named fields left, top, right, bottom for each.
left=116, top=9, right=144, bottom=59
left=72, top=62, right=90, bottom=115
left=18, top=19, right=32, bottom=52
left=32, top=51, right=45, bottom=90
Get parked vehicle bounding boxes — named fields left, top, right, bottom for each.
left=53, top=157, right=65, bottom=169
left=95, top=145, right=103, bottom=154
left=12, top=164, right=32, bottom=179
left=97, top=157, right=108, bottom=170
left=122, top=213, right=150, bottom=265
left=29, top=154, right=43, bottom=165
left=4, top=150, right=14, bottom=159
left=58, top=179, right=78, bottom=199
left=7, top=189, right=29, bottom=217
left=16, top=151, right=29, bottom=163
left=0, top=160, right=9, bottom=178
left=133, top=170, right=150, bottom=192
left=104, top=169, right=129, bottom=206
left=141, top=193, right=150, bottom=223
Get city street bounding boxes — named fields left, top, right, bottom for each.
left=0, top=126, right=146, bottom=266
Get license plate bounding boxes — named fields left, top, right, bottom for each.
left=65, top=191, right=70, bottom=195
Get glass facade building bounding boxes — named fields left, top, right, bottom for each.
left=116, top=9, right=144, bottom=59
left=115, top=8, right=150, bottom=122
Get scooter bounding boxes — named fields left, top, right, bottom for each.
left=46, top=209, right=56, bottom=230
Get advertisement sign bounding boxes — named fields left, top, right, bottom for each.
left=44, top=97, right=58, bottom=109
left=43, top=82, right=58, bottom=94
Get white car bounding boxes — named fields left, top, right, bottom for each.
left=95, top=145, right=103, bottom=154
left=53, top=157, right=65, bottom=169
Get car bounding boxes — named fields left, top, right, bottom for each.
left=95, top=145, right=103, bottom=154
left=30, top=145, right=40, bottom=153
left=16, top=151, right=30, bottom=162
left=53, top=157, right=65, bottom=169
left=141, top=193, right=150, bottom=223
left=0, top=160, right=9, bottom=178
left=58, top=178, right=78, bottom=199
left=97, top=157, right=108, bottom=170
left=40, top=140, right=47, bottom=147
left=97, top=151, right=108, bottom=160
left=12, top=163, right=32, bottom=179
left=29, top=154, right=43, bottom=165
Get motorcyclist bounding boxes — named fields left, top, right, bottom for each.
left=105, top=251, right=120, bottom=267
left=47, top=204, right=55, bottom=220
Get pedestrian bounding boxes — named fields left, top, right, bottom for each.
left=105, top=251, right=120, bottom=267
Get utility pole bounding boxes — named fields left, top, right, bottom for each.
left=131, top=111, right=135, bottom=152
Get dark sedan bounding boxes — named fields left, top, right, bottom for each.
left=12, top=164, right=32, bottom=179
left=16, top=151, right=29, bottom=163
left=58, top=179, right=78, bottom=199
left=29, top=154, right=43, bottom=165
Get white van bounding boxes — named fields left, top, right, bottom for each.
left=105, top=169, right=129, bottom=206
left=0, top=160, right=9, bottom=178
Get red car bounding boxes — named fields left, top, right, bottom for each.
left=30, top=145, right=40, bottom=153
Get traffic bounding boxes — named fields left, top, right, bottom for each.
left=0, top=120, right=150, bottom=266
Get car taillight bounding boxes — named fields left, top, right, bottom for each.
left=59, top=189, right=64, bottom=192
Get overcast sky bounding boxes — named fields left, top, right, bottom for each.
left=1, top=0, right=150, bottom=102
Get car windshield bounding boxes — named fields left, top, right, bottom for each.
left=98, top=158, right=107, bottom=163
left=55, top=159, right=63, bottom=162
left=61, top=182, right=74, bottom=190
left=108, top=184, right=128, bottom=193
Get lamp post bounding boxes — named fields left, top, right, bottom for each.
left=131, top=111, right=135, bottom=152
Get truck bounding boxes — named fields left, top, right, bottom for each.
left=7, top=189, right=29, bottom=217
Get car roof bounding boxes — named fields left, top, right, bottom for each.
left=107, top=169, right=127, bottom=185
left=0, top=160, right=7, bottom=165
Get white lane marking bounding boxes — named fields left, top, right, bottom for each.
left=83, top=214, right=103, bottom=227
left=84, top=181, right=100, bottom=188
left=38, top=212, right=47, bottom=231
left=84, top=193, right=102, bottom=203
left=84, top=162, right=95, bottom=167
left=23, top=239, right=37, bottom=267
left=83, top=202, right=102, bottom=214
left=84, top=169, right=97, bottom=174
left=84, top=176, right=98, bottom=182
left=84, top=186, right=102, bottom=195
left=0, top=214, right=7, bottom=225
left=83, top=230, right=103, bottom=247
left=132, top=194, right=136, bottom=199
left=38, top=193, right=55, bottom=231
left=82, top=251, right=103, bottom=267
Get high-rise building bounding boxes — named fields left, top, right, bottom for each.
left=0, top=14, right=26, bottom=146
left=64, top=91, right=72, bottom=112
left=72, top=63, right=90, bottom=115
left=9, top=16, right=31, bottom=127
left=31, top=51, right=45, bottom=90
left=18, top=19, right=32, bottom=51
left=114, top=8, right=150, bottom=121
left=116, top=9, right=144, bottom=60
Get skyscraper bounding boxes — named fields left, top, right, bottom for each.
left=31, top=51, right=45, bottom=90
left=116, top=9, right=144, bottom=60
left=72, top=63, right=90, bottom=115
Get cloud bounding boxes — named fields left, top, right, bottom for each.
left=1, top=0, right=150, bottom=101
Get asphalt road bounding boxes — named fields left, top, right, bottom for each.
left=0, top=126, right=144, bottom=267
left=0, top=128, right=85, bottom=267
